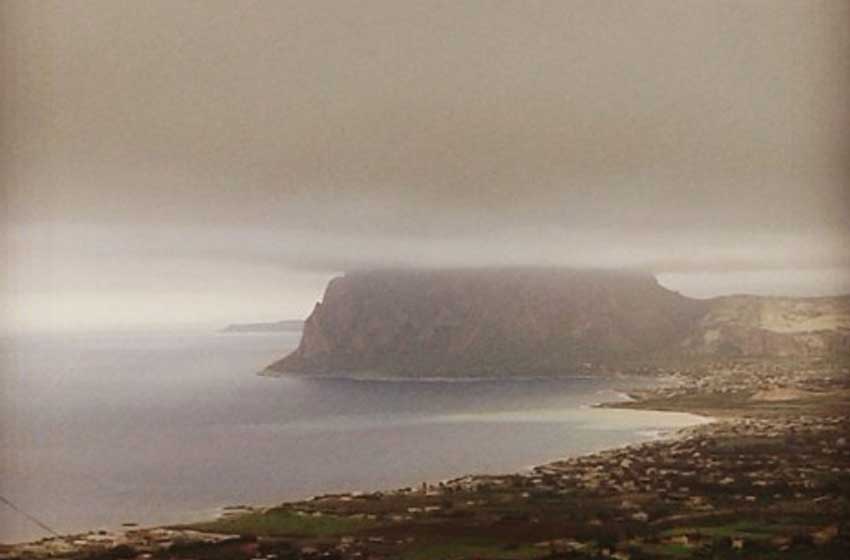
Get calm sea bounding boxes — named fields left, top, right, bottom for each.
left=0, top=331, right=707, bottom=543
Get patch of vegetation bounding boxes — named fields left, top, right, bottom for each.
left=188, top=509, right=377, bottom=537
left=399, top=539, right=543, bottom=560
left=638, top=542, right=694, bottom=558
left=661, top=520, right=781, bottom=541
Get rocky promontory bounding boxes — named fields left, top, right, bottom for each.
left=267, top=269, right=849, bottom=378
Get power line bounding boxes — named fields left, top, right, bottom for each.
left=0, top=495, right=61, bottom=538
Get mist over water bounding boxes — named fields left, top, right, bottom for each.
left=0, top=330, right=707, bottom=543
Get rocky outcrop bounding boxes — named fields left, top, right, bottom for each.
left=267, top=269, right=698, bottom=376
left=267, top=269, right=850, bottom=377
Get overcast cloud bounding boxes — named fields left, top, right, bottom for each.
left=2, top=1, right=849, bottom=331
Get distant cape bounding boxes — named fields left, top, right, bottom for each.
left=222, top=320, right=304, bottom=333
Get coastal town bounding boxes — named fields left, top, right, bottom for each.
left=4, top=358, right=848, bottom=560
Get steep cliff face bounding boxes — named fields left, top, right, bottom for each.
left=267, top=268, right=710, bottom=376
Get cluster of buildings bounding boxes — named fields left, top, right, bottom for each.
left=649, top=358, right=850, bottom=397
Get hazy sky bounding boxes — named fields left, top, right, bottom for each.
left=2, top=1, right=849, bottom=332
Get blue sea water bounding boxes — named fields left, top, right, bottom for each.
left=0, top=331, right=707, bottom=543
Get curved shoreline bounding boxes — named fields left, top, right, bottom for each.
left=2, top=385, right=713, bottom=548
